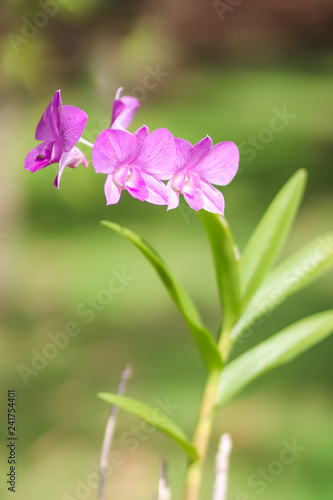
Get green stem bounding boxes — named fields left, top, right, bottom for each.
left=182, top=369, right=221, bottom=500
left=182, top=332, right=232, bottom=500
left=219, top=327, right=232, bottom=364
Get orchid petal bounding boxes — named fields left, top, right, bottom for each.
left=124, top=166, right=149, bottom=202
left=115, top=87, right=123, bottom=100
left=92, top=129, right=137, bottom=174
left=137, top=128, right=176, bottom=179
left=35, top=90, right=62, bottom=141
left=174, top=138, right=194, bottom=172
left=195, top=141, right=239, bottom=186
left=24, top=141, right=59, bottom=173
left=167, top=180, right=180, bottom=210
left=182, top=172, right=202, bottom=194
left=142, top=173, right=169, bottom=205
left=183, top=173, right=204, bottom=211
left=50, top=90, right=62, bottom=133
left=201, top=181, right=225, bottom=215
left=113, top=165, right=148, bottom=201
left=134, top=125, right=149, bottom=148
left=184, top=192, right=204, bottom=211
left=104, top=174, right=122, bottom=205
left=186, top=136, right=213, bottom=170
left=111, top=88, right=140, bottom=130
left=54, top=147, right=88, bottom=188
left=50, top=141, right=63, bottom=164
left=113, top=165, right=129, bottom=188
left=171, top=170, right=186, bottom=193
left=59, top=105, right=88, bottom=152
left=111, top=100, right=126, bottom=125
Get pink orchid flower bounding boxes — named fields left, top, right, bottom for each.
left=110, top=87, right=140, bottom=131
left=166, top=136, right=239, bottom=215
left=92, top=126, right=175, bottom=206
left=24, top=90, right=88, bottom=187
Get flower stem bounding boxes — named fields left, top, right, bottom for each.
left=78, top=137, right=94, bottom=148
left=182, top=369, right=221, bottom=500
left=218, top=329, right=232, bottom=364
left=183, top=328, right=233, bottom=500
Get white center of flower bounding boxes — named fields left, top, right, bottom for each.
left=171, top=171, right=188, bottom=193
left=113, top=166, right=132, bottom=189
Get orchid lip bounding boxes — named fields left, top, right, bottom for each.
left=113, top=165, right=130, bottom=189
left=171, top=171, right=187, bottom=193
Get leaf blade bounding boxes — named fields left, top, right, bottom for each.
left=216, top=311, right=333, bottom=408
left=241, top=169, right=307, bottom=309
left=101, top=221, right=222, bottom=372
left=231, top=231, right=333, bottom=343
left=198, top=211, right=241, bottom=334
left=98, top=392, right=199, bottom=461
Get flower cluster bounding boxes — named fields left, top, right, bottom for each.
left=25, top=89, right=239, bottom=214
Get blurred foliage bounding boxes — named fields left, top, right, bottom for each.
left=0, top=1, right=332, bottom=499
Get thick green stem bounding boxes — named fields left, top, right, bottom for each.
left=219, top=328, right=232, bottom=364
left=183, top=332, right=232, bottom=500
left=182, top=369, right=221, bottom=500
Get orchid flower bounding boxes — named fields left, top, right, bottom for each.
left=24, top=90, right=88, bottom=188
left=92, top=126, right=175, bottom=206
left=166, top=136, right=239, bottom=215
left=110, top=87, right=140, bottom=131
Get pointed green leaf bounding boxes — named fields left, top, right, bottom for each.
left=198, top=211, right=241, bottom=334
left=98, top=392, right=199, bottom=461
left=231, top=231, right=333, bottom=343
left=216, top=311, right=333, bottom=408
left=241, top=169, right=307, bottom=309
left=101, top=221, right=222, bottom=372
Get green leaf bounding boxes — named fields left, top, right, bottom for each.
left=216, top=311, right=333, bottom=408
left=98, top=392, right=199, bottom=461
left=198, top=211, right=241, bottom=334
left=101, top=221, right=222, bottom=372
left=241, top=169, right=307, bottom=309
left=231, top=231, right=333, bottom=343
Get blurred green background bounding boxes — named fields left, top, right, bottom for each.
left=0, top=0, right=332, bottom=499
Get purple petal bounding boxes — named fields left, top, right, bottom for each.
left=184, top=193, right=204, bottom=211
left=54, top=147, right=89, bottom=188
left=194, top=141, right=239, bottom=186
left=111, top=100, right=126, bottom=126
left=174, top=138, right=194, bottom=172
left=113, top=165, right=149, bottom=201
left=134, top=125, right=149, bottom=148
left=104, top=174, right=122, bottom=205
left=59, top=105, right=88, bottom=152
left=186, top=136, right=213, bottom=170
left=182, top=173, right=204, bottom=211
left=50, top=141, right=63, bottom=163
left=123, top=166, right=149, bottom=202
left=141, top=173, right=168, bottom=205
left=171, top=170, right=186, bottom=193
left=24, top=141, right=60, bottom=173
left=201, top=181, right=225, bottom=215
left=167, top=180, right=179, bottom=210
left=111, top=88, right=140, bottom=130
left=35, top=90, right=62, bottom=141
left=115, top=87, right=123, bottom=100
left=92, top=129, right=138, bottom=174
left=137, top=128, right=176, bottom=179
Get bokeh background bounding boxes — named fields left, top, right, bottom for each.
left=0, top=0, right=332, bottom=499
